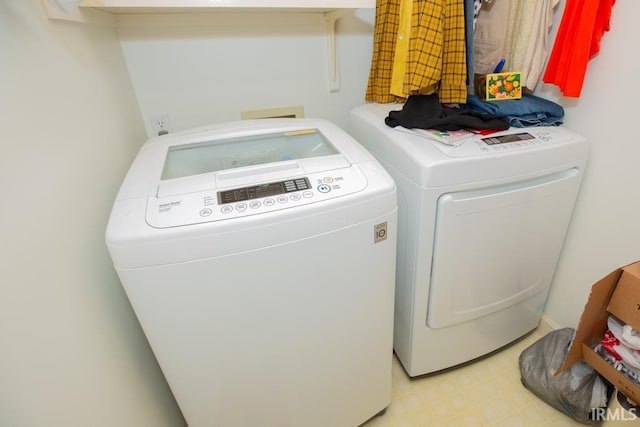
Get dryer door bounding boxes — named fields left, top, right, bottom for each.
left=427, top=168, right=581, bottom=329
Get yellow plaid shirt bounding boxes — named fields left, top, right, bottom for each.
left=366, top=0, right=467, bottom=104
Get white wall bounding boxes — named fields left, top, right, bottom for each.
left=116, top=9, right=375, bottom=137
left=539, top=0, right=640, bottom=328
left=2, top=1, right=638, bottom=424
left=0, top=2, right=185, bottom=426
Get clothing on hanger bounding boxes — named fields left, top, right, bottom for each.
left=366, top=0, right=467, bottom=104
left=542, top=0, right=615, bottom=97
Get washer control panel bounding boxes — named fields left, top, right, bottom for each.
left=218, top=177, right=311, bottom=205
left=146, top=166, right=367, bottom=228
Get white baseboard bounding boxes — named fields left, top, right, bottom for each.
left=537, top=314, right=561, bottom=336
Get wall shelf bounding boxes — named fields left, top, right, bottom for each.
left=77, top=0, right=375, bottom=14
left=44, top=0, right=375, bottom=92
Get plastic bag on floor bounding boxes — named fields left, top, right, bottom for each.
left=519, top=328, right=612, bottom=424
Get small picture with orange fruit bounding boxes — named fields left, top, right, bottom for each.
left=475, top=72, right=522, bottom=101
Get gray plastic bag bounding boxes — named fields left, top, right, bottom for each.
left=519, top=328, right=612, bottom=424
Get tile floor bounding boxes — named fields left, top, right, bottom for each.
left=362, top=331, right=639, bottom=426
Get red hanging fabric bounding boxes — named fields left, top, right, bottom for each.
left=542, top=0, right=615, bottom=97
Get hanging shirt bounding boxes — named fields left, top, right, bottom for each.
left=389, top=0, right=414, bottom=97
left=542, top=0, right=615, bottom=97
left=366, top=0, right=403, bottom=103
left=473, top=0, right=511, bottom=75
left=520, top=0, right=560, bottom=90
left=464, top=0, right=481, bottom=90
left=504, top=0, right=538, bottom=73
left=366, top=0, right=467, bottom=104
left=501, top=0, right=559, bottom=90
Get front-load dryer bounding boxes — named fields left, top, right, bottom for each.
left=105, top=119, right=397, bottom=426
left=349, top=103, right=588, bottom=377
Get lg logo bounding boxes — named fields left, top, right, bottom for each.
left=374, top=222, right=388, bottom=244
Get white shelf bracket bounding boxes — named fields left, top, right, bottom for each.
left=325, top=9, right=351, bottom=93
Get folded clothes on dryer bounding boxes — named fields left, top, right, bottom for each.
left=385, top=94, right=509, bottom=132
left=463, top=94, right=565, bottom=128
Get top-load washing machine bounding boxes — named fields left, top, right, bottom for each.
left=349, top=103, right=588, bottom=377
left=105, top=118, right=397, bottom=426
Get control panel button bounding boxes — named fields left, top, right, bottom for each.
left=284, top=181, right=297, bottom=192
left=317, top=184, right=332, bottom=193
left=294, top=179, right=309, bottom=189
left=199, top=208, right=212, bottom=217
left=537, top=133, right=552, bottom=142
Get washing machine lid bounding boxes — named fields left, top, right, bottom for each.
left=160, top=128, right=340, bottom=181
left=114, top=118, right=381, bottom=229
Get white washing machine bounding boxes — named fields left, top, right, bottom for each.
left=105, top=119, right=398, bottom=427
left=349, top=103, right=588, bottom=377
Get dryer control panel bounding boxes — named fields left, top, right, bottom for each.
left=477, top=131, right=555, bottom=152
left=146, top=166, right=368, bottom=228
left=432, top=128, right=576, bottom=158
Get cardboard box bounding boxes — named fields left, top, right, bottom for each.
left=556, top=261, right=640, bottom=402
left=475, top=72, right=522, bottom=101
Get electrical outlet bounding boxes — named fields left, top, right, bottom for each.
left=149, top=114, right=172, bottom=136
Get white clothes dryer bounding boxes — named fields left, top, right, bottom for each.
left=106, top=119, right=397, bottom=426
left=349, top=103, right=588, bottom=377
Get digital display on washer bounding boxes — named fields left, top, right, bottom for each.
left=218, top=177, right=310, bottom=204
left=482, top=132, right=535, bottom=145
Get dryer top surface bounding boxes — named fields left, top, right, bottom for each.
left=349, top=103, right=589, bottom=188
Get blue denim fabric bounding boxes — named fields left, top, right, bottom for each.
left=464, top=94, right=565, bottom=127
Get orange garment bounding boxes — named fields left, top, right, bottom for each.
left=542, top=0, right=615, bottom=97
left=366, top=0, right=467, bottom=104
